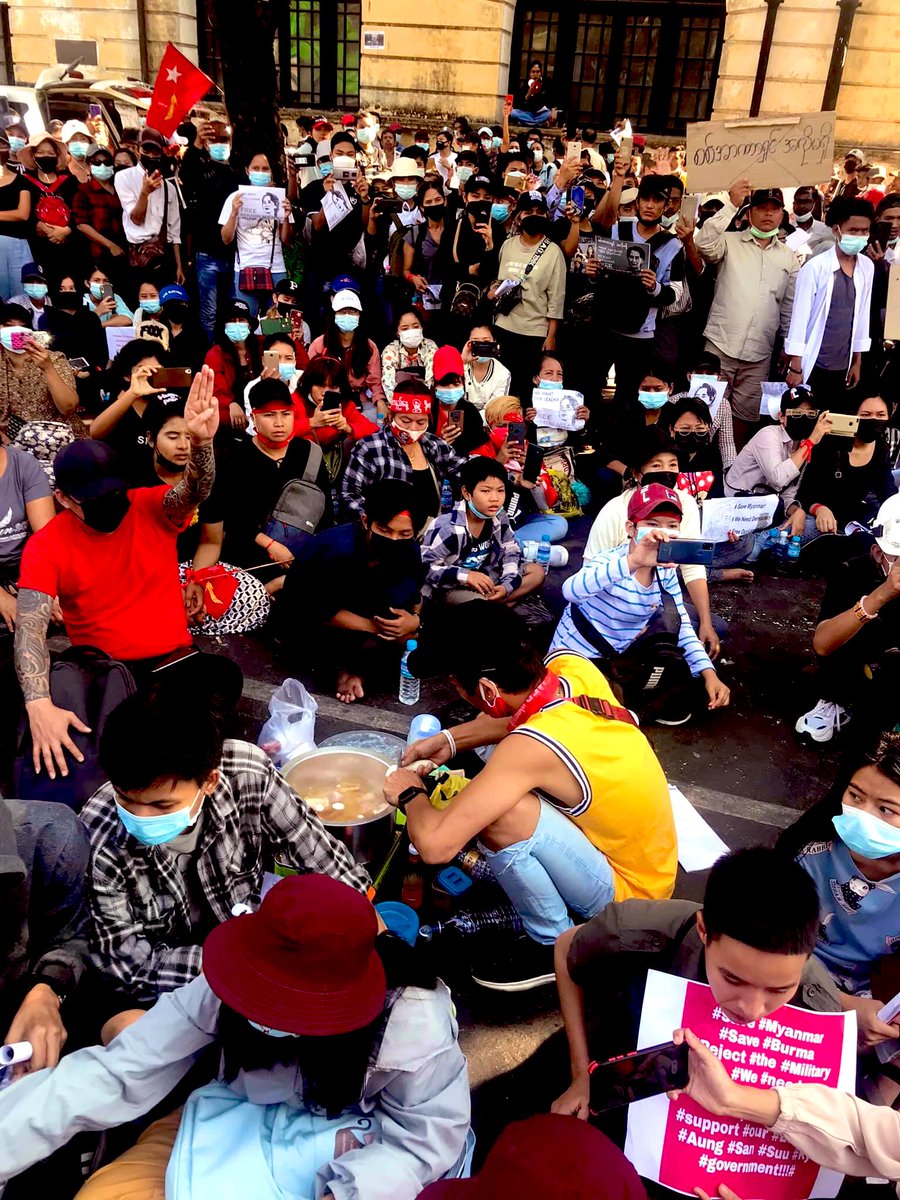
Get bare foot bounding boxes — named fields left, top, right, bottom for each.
left=336, top=671, right=365, bottom=704
left=721, top=568, right=754, bottom=583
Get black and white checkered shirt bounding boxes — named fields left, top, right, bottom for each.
left=80, top=740, right=371, bottom=1002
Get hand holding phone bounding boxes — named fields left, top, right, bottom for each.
left=589, top=1041, right=689, bottom=1113
left=321, top=388, right=342, bottom=411
left=656, top=538, right=715, bottom=566
left=522, top=443, right=543, bottom=484
left=507, top=420, right=527, bottom=444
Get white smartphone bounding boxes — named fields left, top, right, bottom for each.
left=681, top=193, right=700, bottom=224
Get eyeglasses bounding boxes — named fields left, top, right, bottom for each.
left=784, top=409, right=817, bottom=419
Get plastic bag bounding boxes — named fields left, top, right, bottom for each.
left=258, top=678, right=318, bottom=769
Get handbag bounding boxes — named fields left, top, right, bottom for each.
left=23, top=174, right=70, bottom=227
left=128, top=177, right=168, bottom=269
left=494, top=236, right=553, bottom=317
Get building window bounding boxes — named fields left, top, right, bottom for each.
left=282, top=0, right=360, bottom=109
left=196, top=0, right=224, bottom=95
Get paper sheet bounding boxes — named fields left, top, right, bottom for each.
left=687, top=375, right=726, bottom=423
left=700, top=495, right=778, bottom=543
left=0, top=1041, right=32, bottom=1090
left=785, top=228, right=811, bottom=253
left=668, top=785, right=729, bottom=871
left=530, top=388, right=586, bottom=431
left=322, top=188, right=353, bottom=231
left=759, top=381, right=787, bottom=419
left=105, top=324, right=136, bottom=359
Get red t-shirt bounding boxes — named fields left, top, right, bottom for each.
left=18, top=486, right=191, bottom=661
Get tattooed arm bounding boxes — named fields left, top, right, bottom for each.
left=15, top=589, right=89, bottom=779
left=161, top=365, right=218, bottom=524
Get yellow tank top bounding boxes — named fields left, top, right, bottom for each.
left=512, top=652, right=677, bottom=901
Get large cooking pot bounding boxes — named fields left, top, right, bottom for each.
left=283, top=747, right=394, bottom=865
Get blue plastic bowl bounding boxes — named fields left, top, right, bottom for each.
left=376, top=901, right=420, bottom=946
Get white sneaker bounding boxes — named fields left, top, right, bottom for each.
left=795, top=699, right=850, bottom=743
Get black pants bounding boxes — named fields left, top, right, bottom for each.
left=123, top=648, right=244, bottom=714
left=808, top=364, right=858, bottom=415
left=594, top=330, right=656, bottom=406
left=495, top=328, right=547, bottom=400
left=817, top=644, right=900, bottom=749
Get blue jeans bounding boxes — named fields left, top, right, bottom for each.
left=0, top=236, right=32, bottom=302
left=234, top=269, right=286, bottom=321
left=478, top=799, right=616, bottom=944
left=195, top=252, right=234, bottom=340
left=514, top=513, right=568, bottom=547
left=510, top=107, right=552, bottom=126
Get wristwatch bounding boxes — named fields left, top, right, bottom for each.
left=397, top=784, right=428, bottom=812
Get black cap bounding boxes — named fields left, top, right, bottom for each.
left=515, top=189, right=547, bottom=211
left=274, top=279, right=301, bottom=299
left=53, top=440, right=128, bottom=502
left=750, top=187, right=784, bottom=208
left=692, top=351, right=721, bottom=376
left=408, top=603, right=530, bottom=680
left=637, top=175, right=670, bottom=201
left=21, top=261, right=45, bottom=282
left=224, top=299, right=252, bottom=322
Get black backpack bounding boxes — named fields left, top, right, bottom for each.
left=14, top=646, right=136, bottom=811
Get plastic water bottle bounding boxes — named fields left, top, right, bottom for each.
left=440, top=478, right=454, bottom=513
left=764, top=528, right=781, bottom=555
left=399, top=639, right=420, bottom=706
left=787, top=535, right=802, bottom=563
left=419, top=904, right=524, bottom=941
left=776, top=530, right=789, bottom=560
left=521, top=540, right=569, bottom=567
left=537, top=534, right=552, bottom=569
left=408, top=713, right=440, bottom=744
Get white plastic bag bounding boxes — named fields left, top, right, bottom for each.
left=258, top=678, right=317, bottom=769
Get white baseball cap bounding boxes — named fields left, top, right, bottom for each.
left=331, top=288, right=362, bottom=312
left=875, top=494, right=900, bottom=556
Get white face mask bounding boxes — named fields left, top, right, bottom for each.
left=398, top=327, right=424, bottom=349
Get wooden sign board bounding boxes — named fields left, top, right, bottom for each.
left=686, top=111, right=836, bottom=191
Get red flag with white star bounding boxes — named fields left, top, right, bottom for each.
left=146, top=44, right=214, bottom=138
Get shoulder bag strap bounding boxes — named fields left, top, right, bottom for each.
left=570, top=694, right=637, bottom=727
left=523, top=236, right=553, bottom=279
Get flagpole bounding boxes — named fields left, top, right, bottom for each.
left=136, top=0, right=150, bottom=84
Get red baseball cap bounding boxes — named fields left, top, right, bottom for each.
left=627, top=482, right=682, bottom=523
left=203, top=875, right=386, bottom=1036
left=419, top=1115, right=647, bottom=1200
left=433, top=344, right=464, bottom=383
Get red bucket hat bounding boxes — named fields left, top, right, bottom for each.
left=419, top=1114, right=648, bottom=1200
left=203, top=874, right=386, bottom=1036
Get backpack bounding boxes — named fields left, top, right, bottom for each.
left=14, top=646, right=136, bottom=810
left=263, top=442, right=326, bottom=556
left=24, top=174, right=71, bottom=227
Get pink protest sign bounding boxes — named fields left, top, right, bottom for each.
left=625, top=970, right=857, bottom=1199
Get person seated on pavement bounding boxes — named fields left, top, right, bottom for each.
left=553, top=483, right=730, bottom=725
left=0, top=441, right=54, bottom=632
left=290, top=353, right=378, bottom=456
left=584, top=427, right=726, bottom=656
left=667, top=350, right=737, bottom=471
left=1, top=798, right=89, bottom=1074
left=795, top=493, right=900, bottom=747
left=0, top=303, right=85, bottom=443
left=280, top=480, right=425, bottom=705
left=551, top=847, right=842, bottom=1119
left=90, top=336, right=168, bottom=485
left=664, top=397, right=725, bottom=501
left=482, top=395, right=568, bottom=549
left=795, top=390, right=896, bottom=549
left=430, top=344, right=493, bottom=457
left=0, top=875, right=471, bottom=1200
left=80, top=689, right=369, bottom=1043
left=13, top=367, right=241, bottom=783
left=421, top=456, right=547, bottom=615
left=724, top=385, right=831, bottom=542
left=387, top=602, right=677, bottom=993
left=777, top=734, right=900, bottom=1076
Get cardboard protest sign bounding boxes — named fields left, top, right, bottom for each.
left=686, top=113, right=835, bottom=192
left=701, top=495, right=778, bottom=543
left=626, top=971, right=856, bottom=1200
left=884, top=259, right=900, bottom=340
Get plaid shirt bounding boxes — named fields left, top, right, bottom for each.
left=79, top=740, right=371, bottom=1002
left=71, top=177, right=125, bottom=260
left=421, top=500, right=523, bottom=598
left=340, top=426, right=465, bottom=519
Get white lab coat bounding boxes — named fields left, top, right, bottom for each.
left=784, top=246, right=873, bottom=382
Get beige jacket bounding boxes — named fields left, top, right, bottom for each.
left=775, top=1084, right=900, bottom=1181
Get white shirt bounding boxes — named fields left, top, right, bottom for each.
left=784, top=246, right=873, bottom=381
left=464, top=359, right=512, bottom=414
left=219, top=188, right=291, bottom=272
left=114, top=165, right=182, bottom=246
left=8, top=295, right=49, bottom=329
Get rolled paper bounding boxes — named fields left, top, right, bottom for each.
left=0, top=1042, right=32, bottom=1066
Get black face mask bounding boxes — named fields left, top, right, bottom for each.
left=154, top=448, right=185, bottom=475
left=35, top=156, right=58, bottom=174
left=520, top=214, right=549, bottom=236
left=424, top=203, right=446, bottom=222
left=856, top=417, right=886, bottom=443
left=140, top=155, right=162, bottom=175
left=641, top=470, right=679, bottom=490
left=80, top=490, right=131, bottom=533
left=785, top=415, right=817, bottom=441
left=368, top=531, right=421, bottom=568
left=55, top=291, right=81, bottom=311
left=164, top=301, right=189, bottom=324
left=674, top=430, right=710, bottom=450
left=276, top=301, right=295, bottom=317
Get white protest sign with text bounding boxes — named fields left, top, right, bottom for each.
left=701, top=495, right=778, bottom=542
left=105, top=325, right=136, bottom=359
left=625, top=971, right=856, bottom=1200
left=530, top=388, right=586, bottom=432
left=686, top=112, right=835, bottom=192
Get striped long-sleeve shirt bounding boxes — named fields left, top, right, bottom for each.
left=551, top=544, right=714, bottom=677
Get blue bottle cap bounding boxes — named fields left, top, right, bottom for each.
left=435, top=866, right=473, bottom=896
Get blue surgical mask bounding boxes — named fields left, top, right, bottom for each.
left=638, top=390, right=669, bottom=410
left=319, top=161, right=333, bottom=177
left=417, top=142, right=430, bottom=152
left=209, top=142, right=231, bottom=162
left=248, top=1019, right=295, bottom=1038
left=89, top=282, right=104, bottom=300
left=24, top=283, right=48, bottom=300
left=467, top=499, right=492, bottom=520
left=225, top=321, right=250, bottom=343
left=278, top=361, right=296, bottom=384
left=248, top=170, right=272, bottom=186
left=839, top=234, right=869, bottom=256
left=91, top=164, right=114, bottom=182
left=491, top=203, right=510, bottom=223
left=141, top=298, right=161, bottom=314
left=357, top=126, right=377, bottom=145
left=115, top=786, right=204, bottom=847
left=476, top=356, right=491, bottom=364
left=335, top=313, right=359, bottom=333
left=436, top=385, right=464, bottom=406
left=832, top=803, right=900, bottom=859
left=456, top=166, right=474, bottom=182
left=395, top=183, right=417, bottom=201
left=7, top=135, right=25, bottom=153
left=69, top=141, right=89, bottom=159
left=538, top=379, right=563, bottom=390
left=492, top=136, right=502, bottom=149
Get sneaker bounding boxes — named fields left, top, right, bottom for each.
left=471, top=935, right=556, bottom=992
left=512, top=594, right=555, bottom=629
left=795, top=699, right=850, bottom=744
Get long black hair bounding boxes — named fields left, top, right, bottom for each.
left=321, top=303, right=371, bottom=380
left=217, top=932, right=437, bottom=1118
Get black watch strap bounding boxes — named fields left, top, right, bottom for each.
left=397, top=785, right=428, bottom=812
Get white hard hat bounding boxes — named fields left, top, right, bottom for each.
left=875, top=494, right=900, bottom=556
